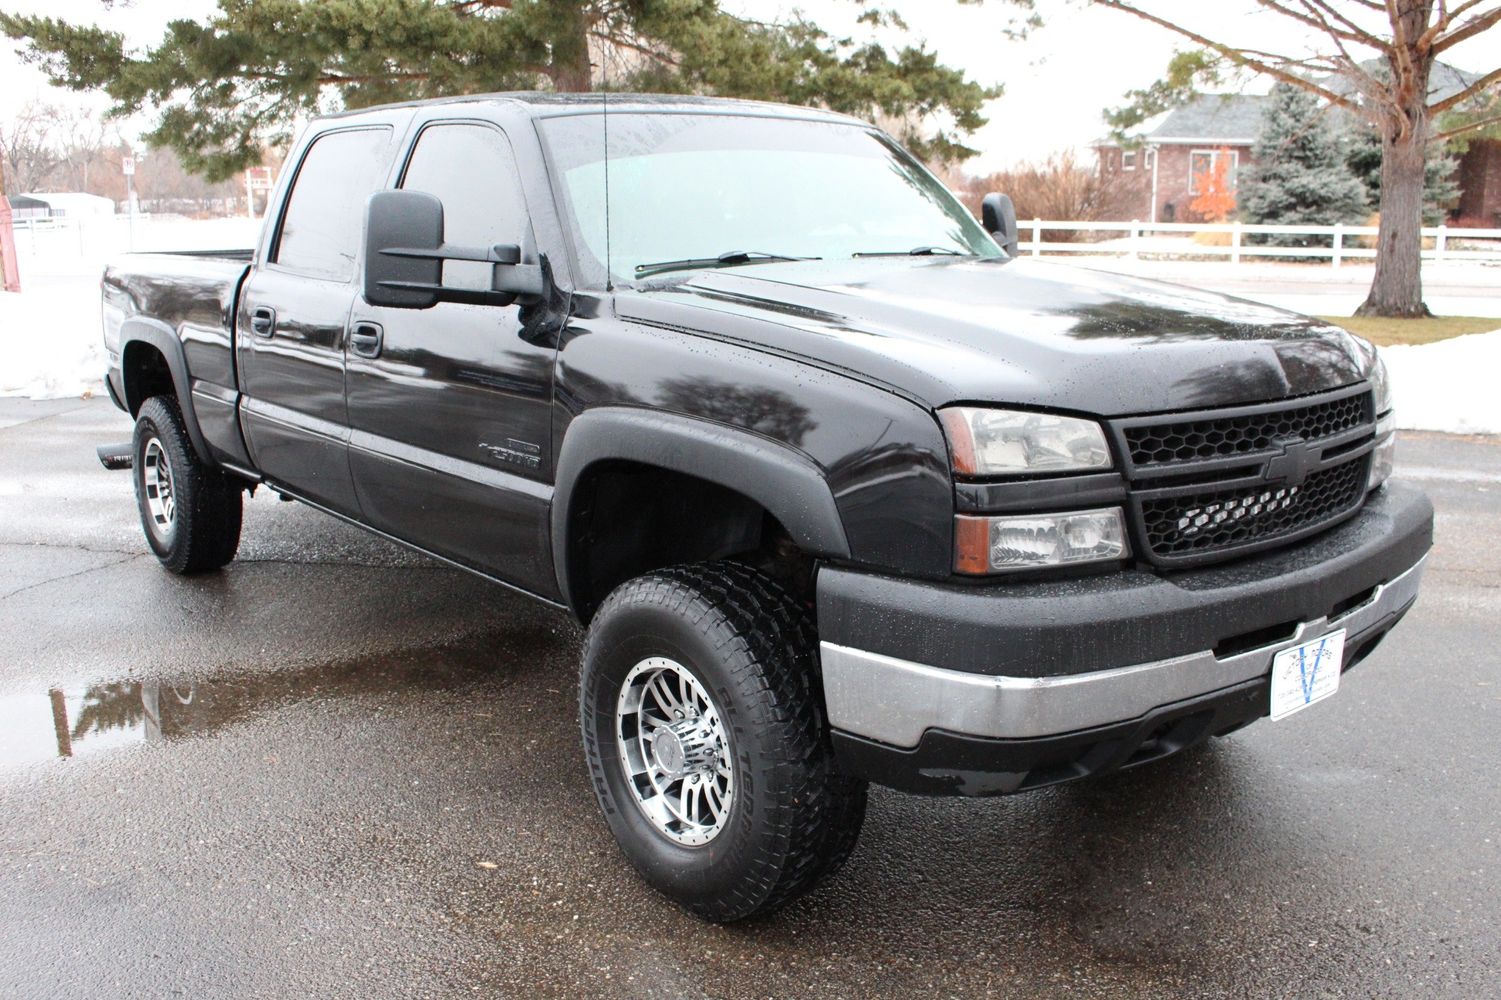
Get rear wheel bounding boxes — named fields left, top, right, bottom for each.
left=580, top=561, right=867, bottom=922
left=132, top=396, right=243, bottom=574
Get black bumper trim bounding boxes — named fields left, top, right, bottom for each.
left=817, top=479, right=1431, bottom=679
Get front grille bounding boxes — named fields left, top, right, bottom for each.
left=1112, top=384, right=1376, bottom=569
left=1124, top=391, right=1369, bottom=467
left=1140, top=458, right=1368, bottom=559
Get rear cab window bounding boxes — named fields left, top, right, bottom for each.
left=272, top=127, right=393, bottom=281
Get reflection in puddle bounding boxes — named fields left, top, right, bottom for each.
left=0, top=681, right=237, bottom=767
left=0, top=626, right=561, bottom=769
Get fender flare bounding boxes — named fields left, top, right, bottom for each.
left=118, top=317, right=215, bottom=465
left=551, top=407, right=851, bottom=611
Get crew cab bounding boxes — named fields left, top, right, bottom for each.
left=99, top=93, right=1432, bottom=921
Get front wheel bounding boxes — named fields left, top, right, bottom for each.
left=579, top=561, right=867, bottom=922
left=132, top=396, right=243, bottom=574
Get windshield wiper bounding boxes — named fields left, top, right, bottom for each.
left=852, top=246, right=971, bottom=257
left=634, top=250, right=818, bottom=279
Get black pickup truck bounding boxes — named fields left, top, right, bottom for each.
left=100, top=93, right=1432, bottom=921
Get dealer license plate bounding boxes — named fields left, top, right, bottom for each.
left=1269, top=629, right=1346, bottom=721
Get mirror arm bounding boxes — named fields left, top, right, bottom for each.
left=379, top=242, right=521, bottom=266
left=494, top=263, right=544, bottom=299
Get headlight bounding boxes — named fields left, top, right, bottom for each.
left=939, top=407, right=1112, bottom=476
left=1369, top=412, right=1396, bottom=491
left=1370, top=353, right=1393, bottom=416
left=955, top=507, right=1130, bottom=574
left=1367, top=352, right=1395, bottom=491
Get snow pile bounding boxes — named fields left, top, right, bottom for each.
left=1382, top=330, right=1501, bottom=436
left=0, top=278, right=107, bottom=399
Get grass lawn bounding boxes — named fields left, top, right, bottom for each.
left=1317, top=315, right=1500, bottom=347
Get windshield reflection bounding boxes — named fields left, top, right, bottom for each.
left=539, top=112, right=1001, bottom=287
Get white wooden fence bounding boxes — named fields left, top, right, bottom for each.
left=1017, top=220, right=1501, bottom=266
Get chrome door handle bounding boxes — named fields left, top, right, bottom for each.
left=349, top=322, right=383, bottom=359
left=250, top=306, right=276, bottom=338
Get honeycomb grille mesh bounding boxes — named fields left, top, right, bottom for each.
left=1124, top=392, right=1370, bottom=467
left=1140, top=459, right=1368, bottom=559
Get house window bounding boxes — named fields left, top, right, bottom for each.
left=1189, top=150, right=1240, bottom=194
left=1122, top=150, right=1137, bottom=171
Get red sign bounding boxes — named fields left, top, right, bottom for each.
left=0, top=196, right=20, bottom=293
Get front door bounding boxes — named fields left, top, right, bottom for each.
left=345, top=121, right=557, bottom=594
left=237, top=125, right=395, bottom=515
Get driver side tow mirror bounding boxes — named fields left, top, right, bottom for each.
left=982, top=192, right=1020, bottom=258
left=362, top=189, right=545, bottom=310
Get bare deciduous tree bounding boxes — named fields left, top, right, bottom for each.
left=1090, top=0, right=1501, bottom=318
left=943, top=151, right=1136, bottom=236
left=0, top=101, right=62, bottom=193
left=52, top=106, right=118, bottom=195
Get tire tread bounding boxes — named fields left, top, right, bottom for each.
left=581, top=560, right=866, bottom=922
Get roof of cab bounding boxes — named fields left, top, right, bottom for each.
left=318, top=91, right=865, bottom=125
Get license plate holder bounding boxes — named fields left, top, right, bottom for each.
left=1269, top=629, right=1346, bottom=721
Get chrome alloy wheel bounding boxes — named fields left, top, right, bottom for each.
left=141, top=437, right=177, bottom=540
left=616, top=657, right=734, bottom=846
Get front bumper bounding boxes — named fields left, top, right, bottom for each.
left=818, top=479, right=1432, bottom=796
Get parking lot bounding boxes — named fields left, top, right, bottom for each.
left=2, top=396, right=1498, bottom=998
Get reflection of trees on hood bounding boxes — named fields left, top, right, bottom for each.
left=1057, top=300, right=1323, bottom=344
left=70, top=681, right=146, bottom=739
left=657, top=377, right=815, bottom=448
left=1169, top=361, right=1285, bottom=409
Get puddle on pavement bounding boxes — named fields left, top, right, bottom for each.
left=0, top=624, right=570, bottom=769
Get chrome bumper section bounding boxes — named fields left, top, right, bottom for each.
left=821, top=555, right=1426, bottom=749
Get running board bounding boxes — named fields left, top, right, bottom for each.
left=97, top=443, right=133, bottom=471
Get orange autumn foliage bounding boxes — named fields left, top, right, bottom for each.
left=1190, top=147, right=1237, bottom=222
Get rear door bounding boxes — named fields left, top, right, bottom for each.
left=236, top=125, right=395, bottom=514
left=345, top=120, right=557, bottom=593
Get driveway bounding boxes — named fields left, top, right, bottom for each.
left=1, top=398, right=1497, bottom=998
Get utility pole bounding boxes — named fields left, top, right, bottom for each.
left=0, top=145, right=21, bottom=293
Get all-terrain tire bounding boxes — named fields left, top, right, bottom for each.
left=580, top=561, right=867, bottom=922
left=132, top=396, right=243, bottom=574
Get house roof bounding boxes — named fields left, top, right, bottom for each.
left=1096, top=60, right=1484, bottom=149
left=1322, top=59, right=1482, bottom=105
left=1139, top=94, right=1269, bottom=145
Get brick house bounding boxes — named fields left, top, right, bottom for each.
left=1457, top=141, right=1501, bottom=226
left=1093, top=63, right=1501, bottom=226
left=1092, top=94, right=1266, bottom=224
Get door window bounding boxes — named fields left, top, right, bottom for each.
left=273, top=127, right=392, bottom=281
left=400, top=124, right=529, bottom=289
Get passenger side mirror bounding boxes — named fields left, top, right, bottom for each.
left=363, top=189, right=545, bottom=309
left=982, top=192, right=1020, bottom=257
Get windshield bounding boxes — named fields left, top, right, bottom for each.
left=538, top=112, right=1001, bottom=286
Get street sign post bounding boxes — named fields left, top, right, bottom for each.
left=124, top=153, right=138, bottom=250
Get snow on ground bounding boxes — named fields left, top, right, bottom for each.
left=2, top=217, right=1498, bottom=435
left=1383, top=331, right=1501, bottom=436
left=1, top=216, right=258, bottom=400
left=0, top=278, right=105, bottom=399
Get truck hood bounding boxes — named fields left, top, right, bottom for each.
left=615, top=256, right=1375, bottom=416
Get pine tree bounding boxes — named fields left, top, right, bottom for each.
left=1345, top=121, right=1460, bottom=227
left=0, top=1, right=1023, bottom=181
left=1239, top=84, right=1369, bottom=249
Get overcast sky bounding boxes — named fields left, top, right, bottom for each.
left=2, top=0, right=1498, bottom=172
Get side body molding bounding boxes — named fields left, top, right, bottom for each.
left=118, top=317, right=215, bottom=466
left=551, top=407, right=852, bottom=609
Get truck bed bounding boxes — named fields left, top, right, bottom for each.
left=102, top=250, right=255, bottom=466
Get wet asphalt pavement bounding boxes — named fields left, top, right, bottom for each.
left=1, top=397, right=1498, bottom=999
